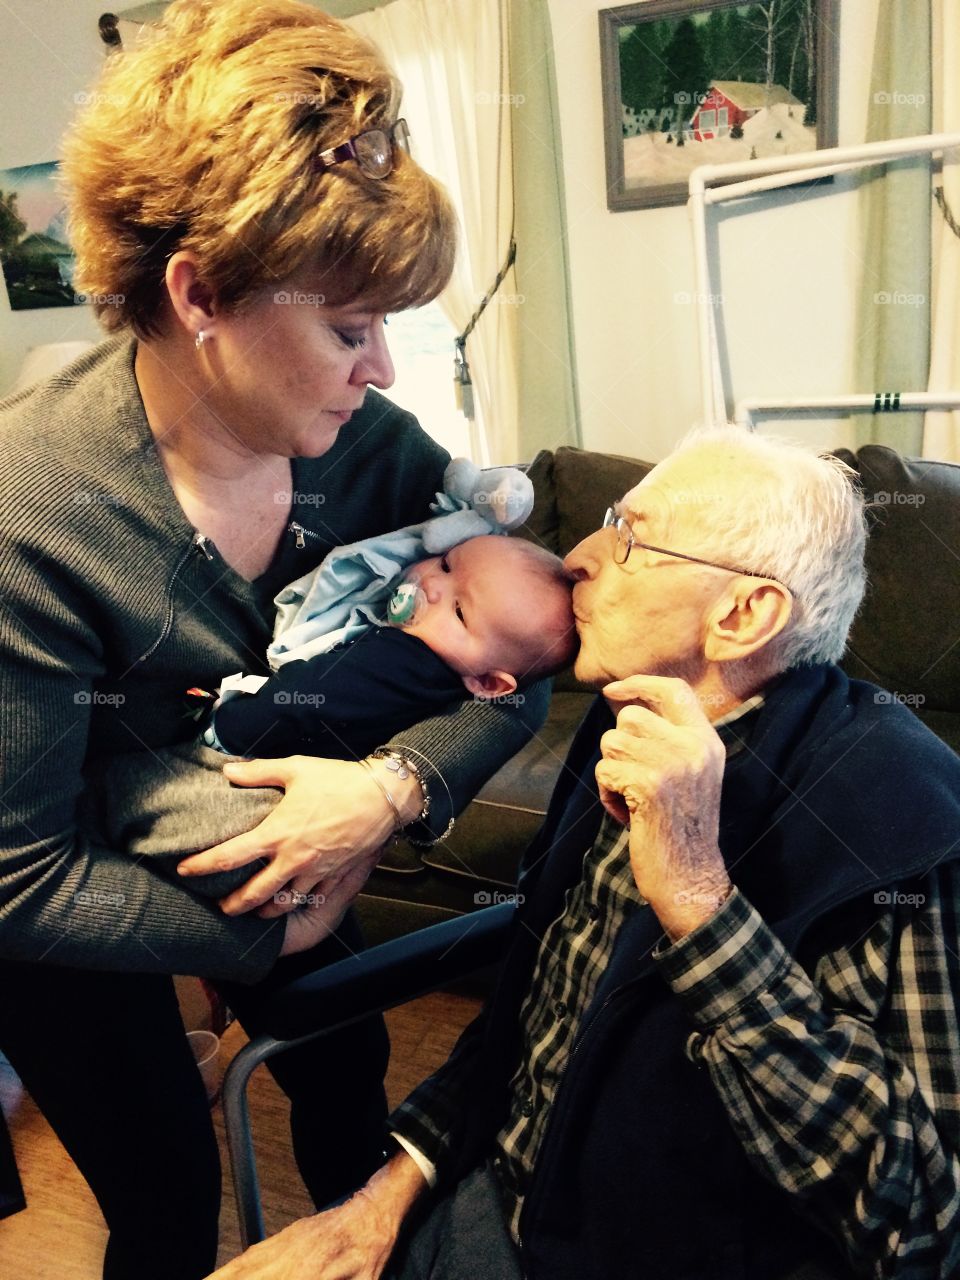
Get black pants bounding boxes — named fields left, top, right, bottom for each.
left=0, top=912, right=389, bottom=1280
left=386, top=1163, right=523, bottom=1280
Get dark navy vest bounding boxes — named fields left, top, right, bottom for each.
left=451, top=666, right=960, bottom=1280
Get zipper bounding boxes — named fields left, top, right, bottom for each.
left=194, top=532, right=215, bottom=561
left=288, top=520, right=323, bottom=550
left=133, top=535, right=204, bottom=664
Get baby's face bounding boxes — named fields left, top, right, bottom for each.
left=400, top=536, right=559, bottom=688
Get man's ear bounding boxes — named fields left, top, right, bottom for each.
left=462, top=670, right=518, bottom=699
left=704, top=580, right=793, bottom=664
left=164, top=250, right=217, bottom=339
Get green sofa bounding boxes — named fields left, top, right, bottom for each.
left=356, top=442, right=960, bottom=945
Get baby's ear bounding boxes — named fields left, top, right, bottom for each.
left=462, top=670, right=517, bottom=699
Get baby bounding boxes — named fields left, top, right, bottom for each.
left=207, top=533, right=576, bottom=760
left=84, top=533, right=576, bottom=898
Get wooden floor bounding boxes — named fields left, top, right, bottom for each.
left=0, top=989, right=480, bottom=1278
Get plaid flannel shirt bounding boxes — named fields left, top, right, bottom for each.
left=392, top=730, right=960, bottom=1277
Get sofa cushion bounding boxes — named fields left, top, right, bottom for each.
left=553, top=445, right=655, bottom=555
left=516, top=449, right=561, bottom=553
left=420, top=690, right=591, bottom=888
left=839, top=446, right=960, bottom=753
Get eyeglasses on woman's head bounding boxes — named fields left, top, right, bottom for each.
left=315, top=118, right=410, bottom=180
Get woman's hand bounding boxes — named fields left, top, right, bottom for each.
left=176, top=755, right=422, bottom=915
left=205, top=1152, right=426, bottom=1279
left=278, top=860, right=375, bottom=958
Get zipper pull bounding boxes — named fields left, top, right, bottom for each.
left=289, top=521, right=306, bottom=550
left=194, top=532, right=215, bottom=561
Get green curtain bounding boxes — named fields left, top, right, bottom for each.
left=507, top=0, right=581, bottom=457
left=854, top=0, right=932, bottom=450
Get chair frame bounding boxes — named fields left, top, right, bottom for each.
left=221, top=903, right=514, bottom=1248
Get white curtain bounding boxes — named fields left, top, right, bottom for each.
left=853, top=1, right=931, bottom=452
left=349, top=0, right=519, bottom=466
left=922, top=0, right=960, bottom=461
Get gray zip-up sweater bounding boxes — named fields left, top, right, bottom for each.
left=0, top=337, right=543, bottom=982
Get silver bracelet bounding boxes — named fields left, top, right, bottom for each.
left=375, top=745, right=455, bottom=843
left=369, top=748, right=430, bottom=823
left=358, top=756, right=404, bottom=840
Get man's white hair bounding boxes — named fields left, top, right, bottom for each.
left=663, top=425, right=867, bottom=669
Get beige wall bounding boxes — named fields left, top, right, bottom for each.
left=0, top=1, right=110, bottom=396
left=2, top=0, right=884, bottom=458
left=548, top=0, right=881, bottom=460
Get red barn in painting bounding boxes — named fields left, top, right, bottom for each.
left=690, top=81, right=804, bottom=140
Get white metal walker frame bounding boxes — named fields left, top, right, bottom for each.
left=687, top=131, right=960, bottom=430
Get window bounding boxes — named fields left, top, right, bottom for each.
left=699, top=110, right=716, bottom=133
left=384, top=304, right=471, bottom=459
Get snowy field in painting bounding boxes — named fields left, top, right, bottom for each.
left=624, top=104, right=816, bottom=189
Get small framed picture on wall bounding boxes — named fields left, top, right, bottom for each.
left=599, top=0, right=840, bottom=211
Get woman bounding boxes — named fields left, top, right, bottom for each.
left=0, top=3, right=543, bottom=1277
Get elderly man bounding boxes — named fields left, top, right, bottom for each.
left=213, top=428, right=960, bottom=1280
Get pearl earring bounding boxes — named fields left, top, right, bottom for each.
left=195, top=329, right=205, bottom=349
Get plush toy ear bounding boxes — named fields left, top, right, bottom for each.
left=443, top=457, right=481, bottom=504
left=467, top=467, right=533, bottom=533
left=461, top=670, right=518, bottom=698
left=422, top=509, right=490, bottom=554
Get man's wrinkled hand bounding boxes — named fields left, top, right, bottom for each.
left=596, top=675, right=731, bottom=940
left=204, top=1152, right=426, bottom=1279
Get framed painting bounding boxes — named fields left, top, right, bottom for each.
left=599, top=0, right=839, bottom=211
left=0, top=162, right=77, bottom=310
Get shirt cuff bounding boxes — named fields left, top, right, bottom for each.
left=653, top=886, right=794, bottom=1028
left=390, top=1133, right=438, bottom=1188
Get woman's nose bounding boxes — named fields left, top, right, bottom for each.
left=352, top=320, right=395, bottom=390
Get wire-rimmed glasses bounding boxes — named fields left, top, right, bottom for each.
left=601, top=507, right=790, bottom=590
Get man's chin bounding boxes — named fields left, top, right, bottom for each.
left=572, top=654, right=610, bottom=691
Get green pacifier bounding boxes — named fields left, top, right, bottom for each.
left=387, top=581, right=427, bottom=626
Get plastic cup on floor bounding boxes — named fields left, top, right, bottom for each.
left=186, top=1029, right=221, bottom=1105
